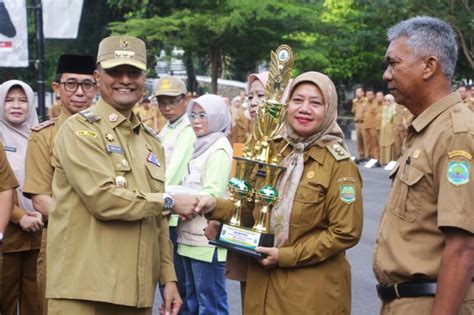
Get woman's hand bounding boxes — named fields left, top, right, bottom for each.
left=204, top=220, right=220, bottom=240
left=19, top=211, right=43, bottom=232
left=171, top=194, right=217, bottom=220
left=256, top=246, right=279, bottom=269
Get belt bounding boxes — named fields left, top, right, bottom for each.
left=355, top=120, right=364, bottom=123
left=376, top=281, right=437, bottom=301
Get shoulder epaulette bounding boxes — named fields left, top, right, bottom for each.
left=327, top=142, right=351, bottom=161
left=79, top=109, right=101, bottom=123
left=451, top=105, right=470, bottom=134
left=30, top=120, right=55, bottom=132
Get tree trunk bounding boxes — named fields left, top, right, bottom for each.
left=210, top=46, right=220, bottom=94
left=183, top=50, right=198, bottom=93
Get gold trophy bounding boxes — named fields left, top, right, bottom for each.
left=209, top=45, right=295, bottom=258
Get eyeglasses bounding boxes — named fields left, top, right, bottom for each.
left=189, top=112, right=208, bottom=121
left=157, top=96, right=183, bottom=108
left=59, top=80, right=96, bottom=92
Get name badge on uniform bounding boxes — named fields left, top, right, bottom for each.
left=3, top=146, right=16, bottom=152
left=106, top=144, right=124, bottom=154
left=146, top=152, right=161, bottom=167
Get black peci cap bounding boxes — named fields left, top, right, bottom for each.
left=56, top=54, right=96, bottom=75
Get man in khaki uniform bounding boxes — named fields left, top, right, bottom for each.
left=362, top=89, right=379, bottom=160
left=23, top=54, right=96, bottom=315
left=46, top=36, right=181, bottom=315
left=373, top=16, right=474, bottom=314
left=351, top=87, right=367, bottom=163
left=456, top=85, right=472, bottom=110
left=0, top=142, right=19, bottom=309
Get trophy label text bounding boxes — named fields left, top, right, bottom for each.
left=219, top=224, right=261, bottom=249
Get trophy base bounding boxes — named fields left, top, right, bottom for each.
left=209, top=223, right=274, bottom=259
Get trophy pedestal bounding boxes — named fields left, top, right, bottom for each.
left=209, top=222, right=274, bottom=259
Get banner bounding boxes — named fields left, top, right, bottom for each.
left=0, top=0, right=28, bottom=67
left=43, top=0, right=84, bottom=39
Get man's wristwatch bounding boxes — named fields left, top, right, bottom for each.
left=163, top=193, right=175, bottom=210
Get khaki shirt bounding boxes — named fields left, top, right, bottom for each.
left=351, top=97, right=367, bottom=122
left=0, top=142, right=18, bottom=191
left=209, top=141, right=363, bottom=315
left=46, top=99, right=176, bottom=307
left=363, top=99, right=378, bottom=129
left=23, top=112, right=69, bottom=198
left=374, top=93, right=474, bottom=284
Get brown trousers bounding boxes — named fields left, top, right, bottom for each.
left=2, top=249, right=41, bottom=315
left=48, top=299, right=152, bottom=315
left=363, top=127, right=380, bottom=159
left=37, top=229, right=47, bottom=315
left=355, top=123, right=366, bottom=159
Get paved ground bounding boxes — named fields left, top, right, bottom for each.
left=153, top=140, right=392, bottom=315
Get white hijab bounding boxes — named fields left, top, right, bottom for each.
left=0, top=80, right=38, bottom=212
left=187, top=94, right=231, bottom=159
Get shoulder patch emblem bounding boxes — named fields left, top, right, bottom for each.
left=327, top=143, right=351, bottom=161
left=447, top=161, right=470, bottom=186
left=79, top=110, right=101, bottom=123
left=339, top=184, right=356, bottom=204
left=76, top=131, right=97, bottom=138
left=30, top=120, right=55, bottom=132
left=448, top=150, right=472, bottom=160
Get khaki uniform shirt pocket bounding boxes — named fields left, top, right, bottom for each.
left=145, top=163, right=165, bottom=193
left=390, top=165, right=424, bottom=222
left=291, top=185, right=326, bottom=227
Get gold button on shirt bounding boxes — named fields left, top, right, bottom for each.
left=374, top=93, right=474, bottom=285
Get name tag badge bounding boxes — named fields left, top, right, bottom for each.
left=106, top=144, right=124, bottom=154
left=3, top=146, right=16, bottom=152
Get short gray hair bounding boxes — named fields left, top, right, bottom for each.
left=387, top=16, right=458, bottom=80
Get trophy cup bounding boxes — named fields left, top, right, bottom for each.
left=209, top=45, right=295, bottom=258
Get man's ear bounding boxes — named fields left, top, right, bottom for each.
left=52, top=81, right=60, bottom=98
left=94, top=69, right=101, bottom=86
left=422, top=55, right=438, bottom=80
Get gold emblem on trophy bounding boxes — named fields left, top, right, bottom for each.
left=209, top=45, right=295, bottom=258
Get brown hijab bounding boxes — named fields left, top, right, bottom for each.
left=271, top=71, right=344, bottom=247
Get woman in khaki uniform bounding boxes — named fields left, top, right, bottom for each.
left=379, top=94, right=397, bottom=165
left=199, top=71, right=363, bottom=314
left=0, top=81, right=43, bottom=315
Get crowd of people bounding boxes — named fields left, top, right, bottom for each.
left=0, top=15, right=473, bottom=315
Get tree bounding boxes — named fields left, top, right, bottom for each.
left=108, top=0, right=319, bottom=93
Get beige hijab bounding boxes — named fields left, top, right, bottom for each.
left=271, top=71, right=344, bottom=247
left=0, top=80, right=38, bottom=212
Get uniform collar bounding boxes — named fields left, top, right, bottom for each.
left=56, top=110, right=70, bottom=127
left=305, top=145, right=327, bottom=165
left=167, top=114, right=190, bottom=129
left=411, top=93, right=461, bottom=133
left=96, top=98, right=142, bottom=131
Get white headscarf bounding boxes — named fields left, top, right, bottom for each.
left=0, top=80, right=38, bottom=212
left=187, top=94, right=231, bottom=159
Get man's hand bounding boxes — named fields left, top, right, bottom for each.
left=204, top=220, right=220, bottom=240
left=171, top=194, right=217, bottom=219
left=256, top=246, right=279, bottom=269
left=19, top=211, right=43, bottom=232
left=159, top=281, right=182, bottom=315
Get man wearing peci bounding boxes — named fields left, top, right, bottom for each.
left=45, top=36, right=181, bottom=314
left=373, top=16, right=474, bottom=314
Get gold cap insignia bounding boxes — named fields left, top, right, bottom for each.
left=160, top=78, right=171, bottom=90
left=119, top=38, right=130, bottom=49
